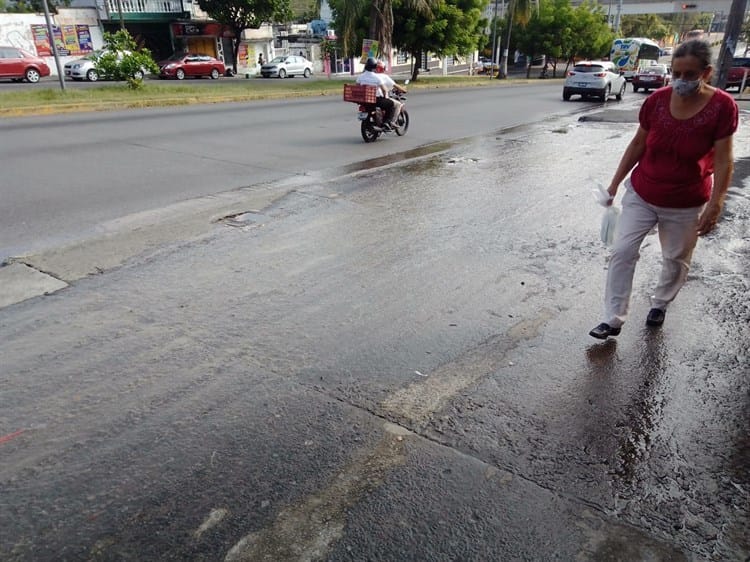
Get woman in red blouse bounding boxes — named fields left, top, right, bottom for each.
left=590, top=39, right=739, bottom=339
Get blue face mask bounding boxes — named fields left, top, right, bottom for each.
left=672, top=78, right=701, bottom=96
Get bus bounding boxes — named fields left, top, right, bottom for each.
left=610, top=37, right=662, bottom=81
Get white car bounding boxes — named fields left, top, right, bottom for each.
left=260, top=55, right=313, bottom=78
left=64, top=50, right=143, bottom=82
left=64, top=51, right=103, bottom=81
left=562, top=60, right=626, bottom=102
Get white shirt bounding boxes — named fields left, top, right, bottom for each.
left=378, top=73, right=396, bottom=90
left=356, top=70, right=386, bottom=97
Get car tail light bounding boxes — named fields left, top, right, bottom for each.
left=594, top=72, right=606, bottom=77
left=567, top=71, right=575, bottom=77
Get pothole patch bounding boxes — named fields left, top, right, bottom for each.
left=579, top=108, right=639, bottom=123
left=0, top=262, right=68, bottom=308
left=219, top=211, right=266, bottom=229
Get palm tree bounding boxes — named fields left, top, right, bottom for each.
left=335, top=0, right=438, bottom=58
left=498, top=0, right=537, bottom=78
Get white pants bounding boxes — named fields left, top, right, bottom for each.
left=603, top=185, right=703, bottom=328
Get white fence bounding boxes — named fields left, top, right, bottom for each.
left=106, top=0, right=184, bottom=14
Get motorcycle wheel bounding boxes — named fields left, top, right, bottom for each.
left=395, top=109, right=409, bottom=136
left=361, top=121, right=380, bottom=143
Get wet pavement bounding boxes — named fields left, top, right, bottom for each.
left=1, top=104, right=749, bottom=561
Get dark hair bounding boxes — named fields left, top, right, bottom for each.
left=673, top=39, right=712, bottom=69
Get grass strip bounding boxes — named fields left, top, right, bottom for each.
left=0, top=75, right=543, bottom=117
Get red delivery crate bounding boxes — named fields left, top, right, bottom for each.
left=343, top=84, right=377, bottom=104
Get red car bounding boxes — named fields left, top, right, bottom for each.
left=632, top=64, right=670, bottom=93
left=0, top=46, right=51, bottom=83
left=158, top=53, right=225, bottom=80
left=726, top=57, right=750, bottom=92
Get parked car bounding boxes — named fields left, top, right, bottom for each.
left=562, top=61, right=626, bottom=102
left=660, top=47, right=673, bottom=56
left=158, top=53, right=225, bottom=80
left=632, top=64, right=670, bottom=92
left=472, top=57, right=494, bottom=74
left=64, top=50, right=145, bottom=82
left=260, top=55, right=313, bottom=78
left=0, top=46, right=50, bottom=83
left=726, top=57, right=750, bottom=92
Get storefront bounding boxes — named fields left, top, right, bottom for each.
left=170, top=22, right=233, bottom=63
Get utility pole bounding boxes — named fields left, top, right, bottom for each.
left=41, top=0, right=65, bottom=91
left=490, top=0, right=499, bottom=79
left=715, top=0, right=747, bottom=89
left=117, top=0, right=125, bottom=30
left=498, top=0, right=515, bottom=79
left=613, top=0, right=623, bottom=34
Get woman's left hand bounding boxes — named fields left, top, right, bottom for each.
left=697, top=203, right=721, bottom=236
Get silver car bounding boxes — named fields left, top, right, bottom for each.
left=260, top=55, right=313, bottom=79
left=63, top=50, right=143, bottom=82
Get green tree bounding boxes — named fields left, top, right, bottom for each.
left=514, top=0, right=569, bottom=77
left=197, top=0, right=291, bottom=73
left=329, top=0, right=438, bottom=59
left=392, top=0, right=486, bottom=80
left=95, top=30, right=159, bottom=89
left=564, top=2, right=612, bottom=67
left=497, top=0, right=536, bottom=77
left=514, top=0, right=611, bottom=77
left=742, top=13, right=750, bottom=53
left=620, top=14, right=671, bottom=41
left=7, top=0, right=70, bottom=11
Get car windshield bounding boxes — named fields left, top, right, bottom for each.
left=573, top=65, right=605, bottom=73
left=641, top=65, right=667, bottom=74
left=166, top=53, right=187, bottom=61
left=268, top=56, right=287, bottom=64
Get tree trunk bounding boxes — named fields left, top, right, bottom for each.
left=411, top=51, right=421, bottom=82
left=232, top=36, right=240, bottom=74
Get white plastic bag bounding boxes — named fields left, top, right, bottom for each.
left=592, top=183, right=619, bottom=245
left=592, top=184, right=613, bottom=207
left=600, top=205, right=620, bottom=246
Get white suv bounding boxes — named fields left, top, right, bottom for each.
left=562, top=61, right=626, bottom=102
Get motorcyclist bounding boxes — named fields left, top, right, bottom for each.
left=356, top=57, right=397, bottom=130
left=375, top=60, right=406, bottom=128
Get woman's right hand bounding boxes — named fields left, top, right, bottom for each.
left=605, top=185, right=618, bottom=205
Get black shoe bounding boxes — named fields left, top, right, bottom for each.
left=646, top=308, right=665, bottom=327
left=589, top=322, right=621, bottom=339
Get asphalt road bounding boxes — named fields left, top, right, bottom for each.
left=0, top=81, right=581, bottom=263
left=1, top=89, right=749, bottom=561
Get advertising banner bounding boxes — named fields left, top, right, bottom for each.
left=360, top=39, right=378, bottom=63
left=30, top=23, right=93, bottom=56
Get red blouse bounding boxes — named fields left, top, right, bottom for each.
left=631, top=87, right=738, bottom=208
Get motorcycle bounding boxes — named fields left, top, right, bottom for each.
left=357, top=81, right=410, bottom=143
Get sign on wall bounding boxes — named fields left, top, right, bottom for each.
left=360, top=39, right=378, bottom=63
left=30, top=23, right=94, bottom=56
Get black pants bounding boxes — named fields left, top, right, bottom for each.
left=376, top=97, right=396, bottom=124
